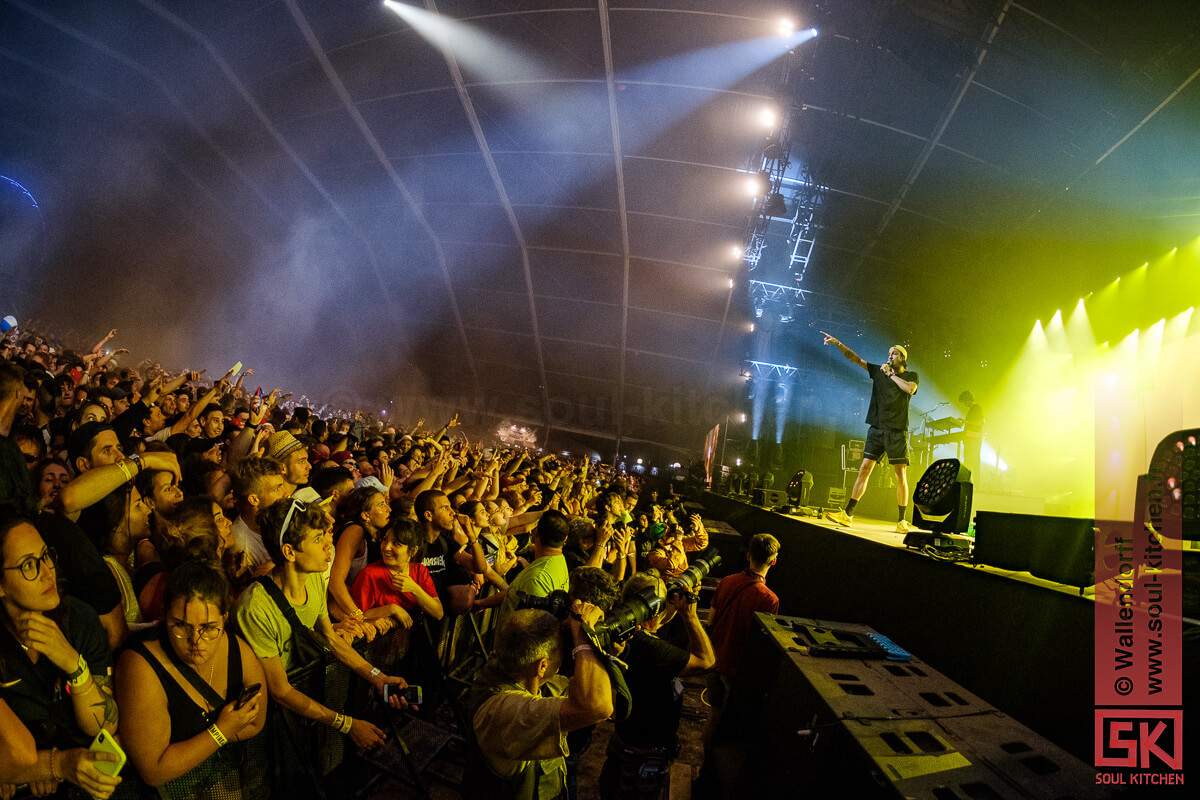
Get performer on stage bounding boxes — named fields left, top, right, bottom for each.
left=820, top=333, right=919, bottom=532
left=958, top=390, right=983, bottom=478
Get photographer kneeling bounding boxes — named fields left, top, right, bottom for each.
left=466, top=602, right=612, bottom=800
left=598, top=573, right=714, bottom=799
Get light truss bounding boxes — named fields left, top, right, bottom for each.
left=746, top=359, right=799, bottom=380
left=749, top=279, right=810, bottom=323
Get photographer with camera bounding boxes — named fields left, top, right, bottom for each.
left=598, top=571, right=714, bottom=799
left=466, top=601, right=613, bottom=800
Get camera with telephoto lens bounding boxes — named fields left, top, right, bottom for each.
left=515, top=589, right=573, bottom=619
left=589, top=547, right=722, bottom=650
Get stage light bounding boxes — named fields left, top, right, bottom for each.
left=730, top=244, right=743, bottom=260
left=636, top=458, right=643, bottom=465
left=749, top=322, right=755, bottom=333
left=735, top=458, right=742, bottom=466
left=757, top=106, right=778, bottom=129
left=777, top=18, right=796, bottom=35
left=809, top=27, right=819, bottom=36
left=912, top=458, right=973, bottom=533
left=738, top=412, right=747, bottom=423
left=728, top=277, right=735, bottom=289
left=744, top=176, right=764, bottom=197
left=786, top=470, right=814, bottom=507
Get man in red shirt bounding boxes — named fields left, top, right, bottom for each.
left=705, top=533, right=780, bottom=742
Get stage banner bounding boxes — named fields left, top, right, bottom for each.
left=703, top=423, right=721, bottom=488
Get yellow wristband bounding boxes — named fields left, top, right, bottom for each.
left=208, top=724, right=228, bottom=748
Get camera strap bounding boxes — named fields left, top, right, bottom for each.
left=580, top=626, right=634, bottom=722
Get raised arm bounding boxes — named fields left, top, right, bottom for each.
left=821, top=331, right=869, bottom=373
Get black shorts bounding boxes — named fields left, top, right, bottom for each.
left=863, top=426, right=908, bottom=465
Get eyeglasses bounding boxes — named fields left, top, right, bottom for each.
left=167, top=620, right=224, bottom=642
left=2, top=546, right=57, bottom=582
left=279, top=497, right=307, bottom=548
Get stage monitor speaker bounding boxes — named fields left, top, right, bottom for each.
left=751, top=488, right=787, bottom=507
left=912, top=458, right=972, bottom=533
left=707, top=613, right=1098, bottom=798
left=974, top=511, right=1095, bottom=589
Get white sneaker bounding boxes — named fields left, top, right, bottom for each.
left=825, top=509, right=853, bottom=527
left=896, top=520, right=912, bottom=534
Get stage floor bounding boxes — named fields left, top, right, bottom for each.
left=729, top=501, right=1098, bottom=599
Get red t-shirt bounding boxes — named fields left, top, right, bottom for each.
left=709, top=570, right=780, bottom=678
left=350, top=562, right=436, bottom=613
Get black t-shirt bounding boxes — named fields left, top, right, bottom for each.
left=422, top=531, right=471, bottom=600
left=421, top=533, right=450, bottom=596
left=965, top=403, right=983, bottom=436
left=0, top=596, right=112, bottom=748
left=615, top=629, right=689, bottom=747
left=865, top=363, right=918, bottom=431
left=35, top=512, right=122, bottom=615
left=0, top=433, right=35, bottom=515
left=440, top=532, right=473, bottom=588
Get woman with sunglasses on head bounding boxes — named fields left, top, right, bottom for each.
left=115, top=560, right=267, bottom=798
left=0, top=510, right=123, bottom=799
left=234, top=497, right=409, bottom=754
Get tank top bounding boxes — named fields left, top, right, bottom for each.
left=128, top=629, right=244, bottom=741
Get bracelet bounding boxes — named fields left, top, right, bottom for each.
left=65, top=656, right=90, bottom=687
left=207, top=724, right=228, bottom=748
left=49, top=747, right=61, bottom=782
left=571, top=644, right=594, bottom=658
left=331, top=712, right=345, bottom=731
left=127, top=453, right=143, bottom=474
left=338, top=714, right=354, bottom=734
left=369, top=667, right=381, bottom=678
left=116, top=461, right=132, bottom=483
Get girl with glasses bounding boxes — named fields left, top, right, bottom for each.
left=115, top=560, right=267, bottom=799
left=0, top=513, right=122, bottom=798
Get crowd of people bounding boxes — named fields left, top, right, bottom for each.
left=0, top=325, right=783, bottom=800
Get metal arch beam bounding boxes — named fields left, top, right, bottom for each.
left=422, top=0, right=554, bottom=439
left=3, top=0, right=282, bottom=221
left=284, top=0, right=479, bottom=394
left=133, top=0, right=405, bottom=328
left=305, top=77, right=771, bottom=120
left=598, top=0, right=634, bottom=460
left=841, top=0, right=1012, bottom=289
left=461, top=324, right=713, bottom=368
left=437, top=240, right=733, bottom=276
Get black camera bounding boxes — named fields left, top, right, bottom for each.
left=669, top=548, right=721, bottom=604
left=590, top=548, right=722, bottom=649
left=515, top=589, right=573, bottom=619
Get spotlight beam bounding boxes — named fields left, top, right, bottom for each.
left=412, top=0, right=554, bottom=438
